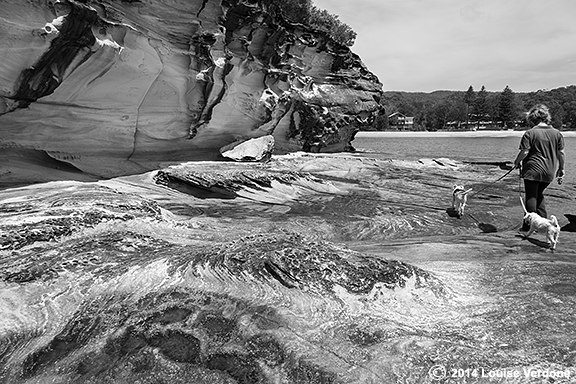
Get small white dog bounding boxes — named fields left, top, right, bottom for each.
left=523, top=212, right=560, bottom=250
left=519, top=197, right=560, bottom=250
left=452, top=185, right=473, bottom=217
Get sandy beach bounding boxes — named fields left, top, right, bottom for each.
left=357, top=130, right=576, bottom=138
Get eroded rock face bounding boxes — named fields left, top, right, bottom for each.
left=0, top=0, right=382, bottom=181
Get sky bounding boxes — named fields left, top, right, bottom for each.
left=312, top=0, right=576, bottom=93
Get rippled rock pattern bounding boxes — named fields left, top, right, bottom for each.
left=2, top=154, right=576, bottom=383
left=0, top=0, right=382, bottom=185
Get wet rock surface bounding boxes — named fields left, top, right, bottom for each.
left=1, top=154, right=576, bottom=383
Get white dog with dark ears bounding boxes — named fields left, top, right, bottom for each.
left=520, top=197, right=560, bottom=250
left=452, top=185, right=473, bottom=217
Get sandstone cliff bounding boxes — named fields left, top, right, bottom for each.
left=0, top=0, right=382, bottom=181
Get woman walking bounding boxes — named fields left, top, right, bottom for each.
left=513, top=104, right=565, bottom=230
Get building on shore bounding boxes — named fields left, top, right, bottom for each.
left=388, top=112, right=414, bottom=131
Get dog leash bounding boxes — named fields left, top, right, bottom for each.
left=468, top=167, right=517, bottom=198
left=518, top=173, right=527, bottom=214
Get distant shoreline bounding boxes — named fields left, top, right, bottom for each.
left=356, top=130, right=576, bottom=138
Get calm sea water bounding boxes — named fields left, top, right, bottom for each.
left=353, top=131, right=576, bottom=181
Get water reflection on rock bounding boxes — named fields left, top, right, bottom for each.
left=1, top=153, right=575, bottom=383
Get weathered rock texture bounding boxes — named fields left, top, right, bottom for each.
left=0, top=0, right=382, bottom=181
left=1, top=154, right=575, bottom=383
left=220, top=135, right=275, bottom=161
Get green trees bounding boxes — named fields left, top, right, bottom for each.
left=264, top=0, right=357, bottom=47
left=308, top=7, right=357, bottom=47
left=463, top=86, right=475, bottom=128
left=379, top=86, right=576, bottom=132
left=521, top=87, right=576, bottom=128
left=474, top=86, right=489, bottom=127
left=463, top=85, right=489, bottom=128
left=430, top=102, right=450, bottom=131
left=374, top=107, right=389, bottom=131
left=416, top=95, right=465, bottom=131
left=498, top=85, right=517, bottom=128
left=563, top=101, right=576, bottom=129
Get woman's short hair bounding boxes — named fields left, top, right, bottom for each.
left=527, top=104, right=552, bottom=125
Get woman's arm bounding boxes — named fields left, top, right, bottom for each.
left=557, top=149, right=565, bottom=178
left=513, top=149, right=529, bottom=168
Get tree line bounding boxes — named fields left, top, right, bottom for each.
left=264, top=0, right=357, bottom=47
left=375, top=85, right=576, bottom=131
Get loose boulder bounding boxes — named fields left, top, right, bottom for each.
left=220, top=136, right=275, bottom=162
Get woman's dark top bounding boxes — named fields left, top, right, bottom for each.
left=519, top=124, right=564, bottom=183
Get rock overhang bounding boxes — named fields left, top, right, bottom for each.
left=0, top=0, right=383, bottom=184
